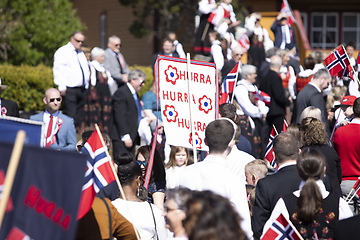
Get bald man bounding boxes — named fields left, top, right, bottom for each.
left=30, top=88, right=77, bottom=150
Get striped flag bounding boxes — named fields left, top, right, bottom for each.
left=324, top=45, right=352, bottom=78
left=352, top=177, right=360, bottom=191
left=261, top=212, right=301, bottom=240
left=265, top=126, right=277, bottom=168
left=219, top=62, right=240, bottom=105
left=280, top=0, right=296, bottom=26
left=252, top=90, right=271, bottom=106
left=77, top=130, right=116, bottom=219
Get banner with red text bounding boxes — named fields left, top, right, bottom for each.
left=0, top=141, right=87, bottom=240
left=155, top=56, right=218, bottom=151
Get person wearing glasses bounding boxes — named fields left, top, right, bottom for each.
left=221, top=44, right=245, bottom=80
left=103, top=35, right=130, bottom=94
left=30, top=88, right=77, bottom=150
left=53, top=31, right=90, bottom=133
left=110, top=69, right=146, bottom=158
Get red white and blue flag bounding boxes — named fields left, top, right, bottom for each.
left=280, top=0, right=296, bottom=26
left=261, top=213, right=301, bottom=240
left=252, top=90, right=271, bottom=106
left=265, top=121, right=288, bottom=168
left=219, top=62, right=240, bottom=105
left=352, top=177, right=360, bottom=190
left=324, top=45, right=352, bottom=79
left=238, top=33, right=250, bottom=51
left=78, top=130, right=116, bottom=219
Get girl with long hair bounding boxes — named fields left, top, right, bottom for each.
left=165, top=146, right=189, bottom=189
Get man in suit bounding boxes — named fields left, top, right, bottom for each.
left=295, top=69, right=331, bottom=128
left=257, top=47, right=279, bottom=87
left=0, top=79, right=19, bottom=117
left=221, top=45, right=245, bottom=78
left=30, top=88, right=77, bottom=151
left=152, top=38, right=179, bottom=76
left=252, top=132, right=302, bottom=239
left=271, top=12, right=298, bottom=54
left=110, top=69, right=146, bottom=160
left=103, top=35, right=130, bottom=92
left=260, top=55, right=291, bottom=136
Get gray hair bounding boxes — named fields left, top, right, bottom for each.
left=313, top=68, right=330, bottom=80
left=270, top=55, right=282, bottom=69
left=91, top=47, right=105, bottom=59
left=241, top=64, right=257, bottom=79
left=108, top=35, right=120, bottom=45
left=128, top=69, right=147, bottom=82
left=266, top=47, right=279, bottom=58
left=166, top=187, right=193, bottom=210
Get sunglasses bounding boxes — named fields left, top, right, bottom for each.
left=74, top=38, right=83, bottom=43
left=49, top=98, right=62, bottom=102
left=115, top=44, right=122, bottom=47
left=136, top=160, right=147, bottom=167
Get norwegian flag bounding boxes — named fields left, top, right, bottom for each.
left=252, top=90, right=271, bottom=106
left=265, top=121, right=287, bottom=168
left=265, top=126, right=277, bottom=168
left=77, top=130, right=116, bottom=219
left=280, top=0, right=296, bottom=26
left=208, top=11, right=217, bottom=25
left=238, top=33, right=250, bottom=51
left=261, top=212, right=301, bottom=240
left=357, top=51, right=360, bottom=65
left=324, top=45, right=352, bottom=78
left=219, top=62, right=240, bottom=105
left=352, top=177, right=360, bottom=191
left=6, top=227, right=31, bottom=240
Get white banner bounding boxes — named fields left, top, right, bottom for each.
left=155, top=56, right=217, bottom=151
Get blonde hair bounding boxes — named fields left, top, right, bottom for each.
left=299, top=106, right=321, bottom=123
left=326, top=85, right=347, bottom=110
left=165, top=146, right=189, bottom=168
left=245, top=159, right=268, bottom=180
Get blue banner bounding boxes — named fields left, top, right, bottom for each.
left=0, top=141, right=87, bottom=240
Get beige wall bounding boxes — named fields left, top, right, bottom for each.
left=71, top=0, right=153, bottom=66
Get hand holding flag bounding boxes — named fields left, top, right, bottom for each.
left=280, top=0, right=296, bottom=26
left=219, top=62, right=240, bottom=105
left=324, top=45, right=353, bottom=79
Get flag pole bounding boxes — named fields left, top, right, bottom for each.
left=345, top=188, right=354, bottom=202
left=230, top=62, right=241, bottom=104
left=0, top=130, right=26, bottom=230
left=273, top=124, right=279, bottom=135
left=94, top=124, right=140, bottom=240
left=341, top=44, right=360, bottom=84
left=187, top=53, right=198, bottom=163
left=329, top=108, right=342, bottom=141
left=347, top=185, right=360, bottom=203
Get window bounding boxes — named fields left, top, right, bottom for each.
left=310, top=12, right=338, bottom=49
left=100, top=13, right=107, bottom=49
left=343, top=13, right=360, bottom=48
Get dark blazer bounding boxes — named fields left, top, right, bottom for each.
left=221, top=59, right=237, bottom=77
left=252, top=164, right=302, bottom=239
left=1, top=98, right=19, bottom=117
left=110, top=84, right=140, bottom=147
left=271, top=20, right=297, bottom=51
left=30, top=112, right=77, bottom=151
left=259, top=70, right=290, bottom=118
left=257, top=60, right=270, bottom=87
left=336, top=214, right=360, bottom=240
left=288, top=57, right=301, bottom=75
left=152, top=51, right=179, bottom=75
left=295, top=83, right=328, bottom=127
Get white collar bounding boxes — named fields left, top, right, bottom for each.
left=204, top=155, right=227, bottom=166
left=277, top=161, right=296, bottom=171
left=294, top=180, right=329, bottom=198
left=126, top=82, right=136, bottom=95
left=309, top=82, right=321, bottom=93
left=351, top=118, right=360, bottom=124
left=91, top=60, right=106, bottom=72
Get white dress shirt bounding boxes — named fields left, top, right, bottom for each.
left=210, top=40, right=224, bottom=71
left=261, top=180, right=353, bottom=238
left=42, top=110, right=60, bottom=146
left=234, top=79, right=269, bottom=119
left=177, top=155, right=253, bottom=240
left=225, top=145, right=255, bottom=183
left=198, top=0, right=216, bottom=14
left=53, top=42, right=90, bottom=91
left=166, top=165, right=186, bottom=189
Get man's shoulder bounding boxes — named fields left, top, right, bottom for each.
left=55, top=42, right=71, bottom=54
left=259, top=165, right=297, bottom=184
left=58, top=112, right=74, bottom=123
left=30, top=112, right=44, bottom=121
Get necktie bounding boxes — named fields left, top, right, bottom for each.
left=76, top=50, right=85, bottom=87
left=118, top=53, right=125, bottom=70
left=45, top=115, right=53, bottom=148
left=133, top=93, right=142, bottom=124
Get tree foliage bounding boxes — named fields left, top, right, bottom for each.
left=0, top=0, right=86, bottom=66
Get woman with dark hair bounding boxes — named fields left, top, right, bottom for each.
left=183, top=190, right=247, bottom=240
left=111, top=154, right=168, bottom=240
left=136, top=145, right=166, bottom=210
left=300, top=117, right=342, bottom=195
left=262, top=148, right=352, bottom=239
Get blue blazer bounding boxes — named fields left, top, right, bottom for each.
left=271, top=20, right=297, bottom=52
left=30, top=112, right=77, bottom=151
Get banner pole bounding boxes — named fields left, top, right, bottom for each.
left=0, top=130, right=26, bottom=230
left=94, top=125, right=140, bottom=240
left=187, top=53, right=198, bottom=163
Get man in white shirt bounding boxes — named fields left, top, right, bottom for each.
left=53, top=31, right=90, bottom=131
left=177, top=119, right=253, bottom=240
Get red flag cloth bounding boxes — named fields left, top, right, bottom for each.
left=238, top=33, right=250, bottom=51
left=265, top=126, right=277, bottom=168
left=324, top=45, right=351, bottom=78
left=282, top=119, right=288, bottom=133
left=352, top=177, right=360, bottom=190
left=77, top=130, right=116, bottom=219
left=219, top=62, right=239, bottom=105
left=207, top=11, right=217, bottom=25
left=357, top=51, right=360, bottom=65
left=252, top=90, right=271, bottom=106
left=261, top=212, right=301, bottom=240
left=280, top=0, right=296, bottom=26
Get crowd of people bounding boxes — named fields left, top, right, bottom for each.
left=2, top=0, right=360, bottom=239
